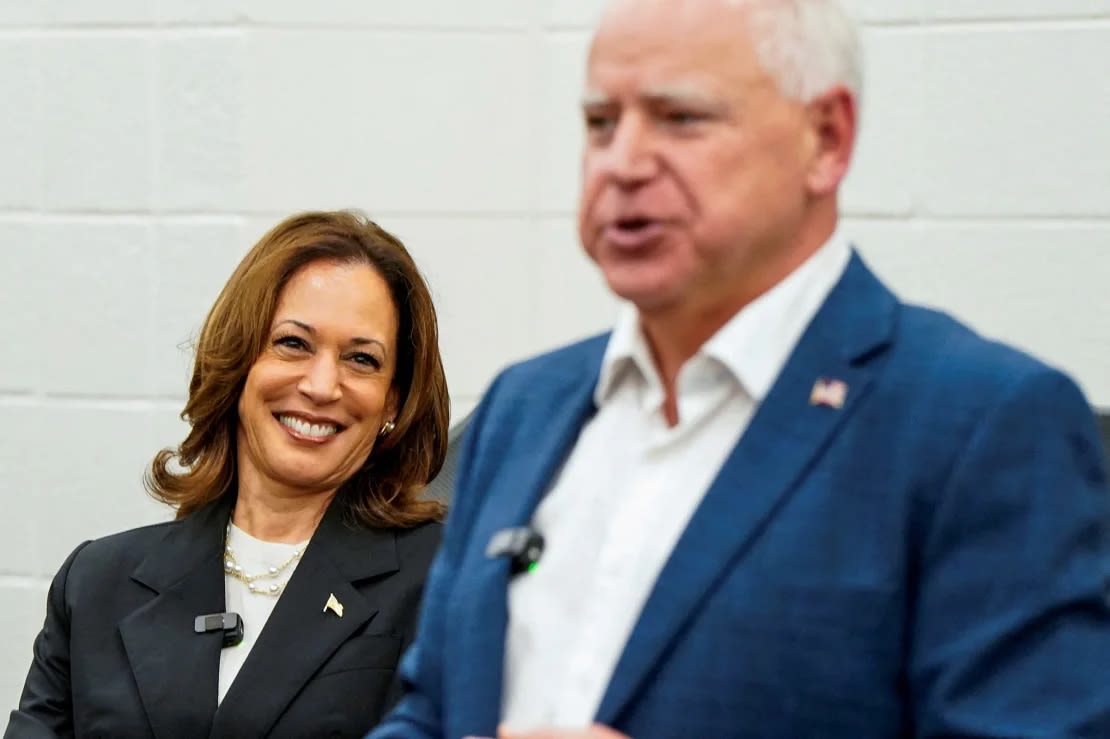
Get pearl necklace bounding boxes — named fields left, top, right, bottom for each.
left=223, top=525, right=308, bottom=597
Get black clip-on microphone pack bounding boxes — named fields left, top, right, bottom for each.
left=194, top=612, right=245, bottom=648
left=486, top=526, right=545, bottom=576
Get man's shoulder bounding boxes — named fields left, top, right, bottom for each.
left=845, top=253, right=1061, bottom=393
left=879, top=303, right=1094, bottom=446
left=457, top=332, right=610, bottom=471
left=894, top=302, right=1065, bottom=391
left=495, top=331, right=611, bottom=392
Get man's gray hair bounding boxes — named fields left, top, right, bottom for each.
left=735, top=0, right=863, bottom=103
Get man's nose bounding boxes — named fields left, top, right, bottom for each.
left=598, top=115, right=659, bottom=185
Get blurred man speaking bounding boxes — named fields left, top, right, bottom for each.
left=371, top=1, right=1110, bottom=737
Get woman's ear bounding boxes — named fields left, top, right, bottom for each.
left=382, top=388, right=400, bottom=433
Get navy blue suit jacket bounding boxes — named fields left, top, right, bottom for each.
left=372, top=254, right=1110, bottom=738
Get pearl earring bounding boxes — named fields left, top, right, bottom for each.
left=378, top=420, right=395, bottom=438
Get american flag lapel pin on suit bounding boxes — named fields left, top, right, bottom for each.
left=324, top=593, right=344, bottom=618
left=809, top=377, right=848, bottom=409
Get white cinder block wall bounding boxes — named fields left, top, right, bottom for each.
left=1, top=0, right=1109, bottom=708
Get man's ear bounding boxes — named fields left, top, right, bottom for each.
left=804, top=86, right=857, bottom=196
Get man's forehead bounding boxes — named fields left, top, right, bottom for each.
left=596, top=0, right=751, bottom=38
left=585, top=12, right=766, bottom=104
left=587, top=0, right=757, bottom=78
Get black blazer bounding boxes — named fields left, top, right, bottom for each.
left=5, top=496, right=442, bottom=739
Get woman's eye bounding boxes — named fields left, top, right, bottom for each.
left=350, top=352, right=382, bottom=370
left=275, top=335, right=309, bottom=351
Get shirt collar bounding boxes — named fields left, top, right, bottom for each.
left=595, top=303, right=656, bottom=407
left=595, top=228, right=852, bottom=407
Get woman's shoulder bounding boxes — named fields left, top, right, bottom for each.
left=59, top=519, right=183, bottom=585
left=394, top=518, right=443, bottom=542
left=391, top=519, right=444, bottom=566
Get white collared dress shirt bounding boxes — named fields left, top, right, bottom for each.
left=501, top=232, right=852, bottom=730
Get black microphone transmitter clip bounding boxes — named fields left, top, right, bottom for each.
left=194, top=612, right=245, bottom=648
left=485, top=527, right=545, bottom=575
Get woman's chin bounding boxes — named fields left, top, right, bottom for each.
left=267, top=467, right=346, bottom=496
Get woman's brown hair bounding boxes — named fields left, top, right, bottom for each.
left=146, top=210, right=449, bottom=528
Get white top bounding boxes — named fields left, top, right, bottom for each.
left=500, top=232, right=852, bottom=730
left=217, top=523, right=309, bottom=704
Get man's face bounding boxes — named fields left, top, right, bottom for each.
left=578, top=0, right=817, bottom=317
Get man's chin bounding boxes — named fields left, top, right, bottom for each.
left=606, top=276, right=683, bottom=314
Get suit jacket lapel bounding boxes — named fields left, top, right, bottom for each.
left=451, top=348, right=604, bottom=732
left=595, top=253, right=898, bottom=725
left=209, top=500, right=398, bottom=738
left=119, top=498, right=231, bottom=739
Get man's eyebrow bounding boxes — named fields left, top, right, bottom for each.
left=581, top=84, right=724, bottom=110
left=640, top=82, right=722, bottom=108
left=581, top=89, right=611, bottom=108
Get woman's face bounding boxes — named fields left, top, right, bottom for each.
left=236, top=259, right=399, bottom=498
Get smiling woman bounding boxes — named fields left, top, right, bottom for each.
left=6, top=211, right=450, bottom=739
left=150, top=211, right=448, bottom=531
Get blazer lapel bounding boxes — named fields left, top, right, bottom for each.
left=451, top=346, right=605, bottom=732
left=119, top=498, right=231, bottom=739
left=595, top=253, right=899, bottom=725
left=209, top=501, right=398, bottom=738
